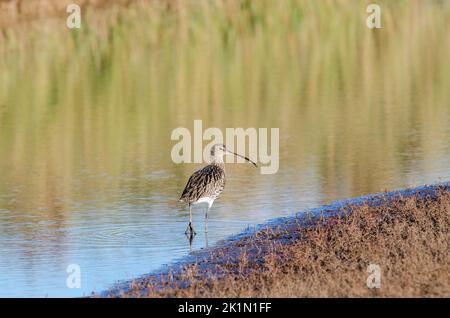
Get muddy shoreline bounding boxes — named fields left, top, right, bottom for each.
left=100, top=182, right=450, bottom=297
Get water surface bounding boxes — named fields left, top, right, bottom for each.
left=0, top=1, right=449, bottom=297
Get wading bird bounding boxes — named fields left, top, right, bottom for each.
left=179, top=143, right=258, bottom=236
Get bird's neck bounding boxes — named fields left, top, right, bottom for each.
left=211, top=157, right=225, bottom=168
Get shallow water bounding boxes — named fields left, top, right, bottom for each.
left=0, top=1, right=450, bottom=297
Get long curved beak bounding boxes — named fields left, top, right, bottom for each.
left=227, top=150, right=258, bottom=167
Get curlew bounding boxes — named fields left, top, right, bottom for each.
left=179, top=143, right=257, bottom=235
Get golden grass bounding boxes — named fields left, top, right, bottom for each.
left=0, top=0, right=135, bottom=28
left=113, top=188, right=450, bottom=297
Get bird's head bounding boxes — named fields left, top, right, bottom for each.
left=210, top=143, right=257, bottom=167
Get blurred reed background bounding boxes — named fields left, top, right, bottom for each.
left=0, top=0, right=449, bottom=224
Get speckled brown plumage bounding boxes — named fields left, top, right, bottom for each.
left=179, top=163, right=226, bottom=204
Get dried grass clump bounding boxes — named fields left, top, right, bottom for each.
left=0, top=0, right=137, bottom=28
left=117, top=189, right=450, bottom=297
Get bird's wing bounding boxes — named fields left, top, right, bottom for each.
left=179, top=168, right=208, bottom=203
left=179, top=165, right=225, bottom=203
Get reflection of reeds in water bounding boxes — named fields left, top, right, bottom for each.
left=0, top=0, right=449, bottom=215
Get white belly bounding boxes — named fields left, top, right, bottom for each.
left=193, top=196, right=215, bottom=207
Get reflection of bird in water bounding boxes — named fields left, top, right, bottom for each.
left=179, top=143, right=258, bottom=243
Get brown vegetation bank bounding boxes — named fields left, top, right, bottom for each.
left=102, top=184, right=449, bottom=297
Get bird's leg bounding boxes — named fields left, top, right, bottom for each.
left=185, top=204, right=196, bottom=235
left=205, top=206, right=210, bottom=233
